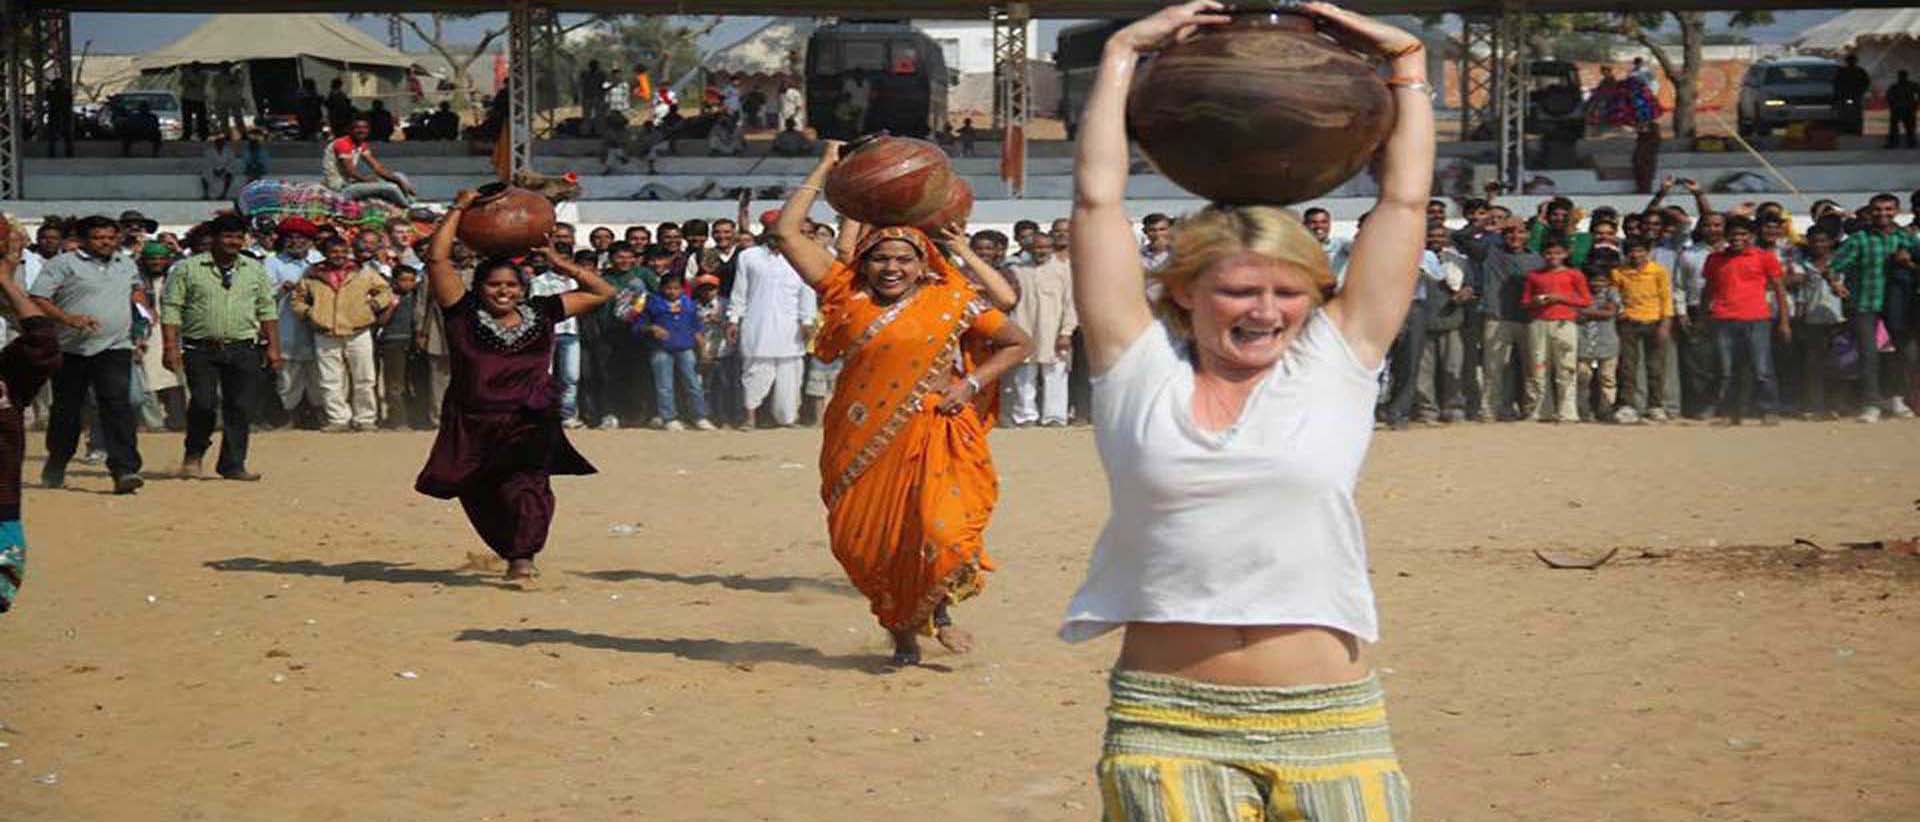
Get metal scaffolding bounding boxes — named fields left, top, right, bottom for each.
left=507, top=1, right=536, bottom=178
left=1459, top=14, right=1497, bottom=142
left=1494, top=12, right=1527, bottom=191
left=991, top=3, right=1029, bottom=196
left=0, top=3, right=21, bottom=200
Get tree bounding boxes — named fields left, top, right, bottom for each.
left=349, top=12, right=616, bottom=115
left=1556, top=11, right=1773, bottom=138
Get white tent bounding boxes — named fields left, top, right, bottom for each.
left=134, top=14, right=414, bottom=72
left=1795, top=9, right=1920, bottom=81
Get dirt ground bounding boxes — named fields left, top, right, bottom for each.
left=2, top=419, right=1917, bottom=821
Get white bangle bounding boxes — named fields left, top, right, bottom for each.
left=964, top=375, right=982, bottom=394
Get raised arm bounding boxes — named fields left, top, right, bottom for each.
left=426, top=190, right=477, bottom=308
left=541, top=241, right=617, bottom=317
left=938, top=222, right=1017, bottom=310
left=771, top=141, right=844, bottom=285
left=1072, top=0, right=1229, bottom=373
left=1313, top=3, right=1436, bottom=368
left=835, top=215, right=863, bottom=263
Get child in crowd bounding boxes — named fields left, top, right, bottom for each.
left=1523, top=238, right=1593, bottom=423
left=377, top=265, right=422, bottom=429
left=1788, top=225, right=1847, bottom=419
left=1576, top=269, right=1623, bottom=422
left=635, top=274, right=712, bottom=430
left=0, top=233, right=63, bottom=613
left=693, top=272, right=741, bottom=429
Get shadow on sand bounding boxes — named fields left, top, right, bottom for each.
left=204, top=557, right=516, bottom=589
left=453, top=627, right=901, bottom=673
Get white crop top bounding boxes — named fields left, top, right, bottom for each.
left=1060, top=311, right=1384, bottom=644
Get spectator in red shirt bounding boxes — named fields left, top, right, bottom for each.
left=1702, top=217, right=1791, bottom=425
left=1522, top=238, right=1592, bottom=422
left=321, top=117, right=415, bottom=209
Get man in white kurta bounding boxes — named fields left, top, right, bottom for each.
left=727, top=242, right=817, bottom=427
left=1005, top=234, right=1078, bottom=426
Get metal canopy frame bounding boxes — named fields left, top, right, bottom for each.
left=1495, top=12, right=1527, bottom=191
left=992, top=3, right=1029, bottom=197
left=507, top=0, right=535, bottom=177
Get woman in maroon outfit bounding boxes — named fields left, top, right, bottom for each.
left=415, top=189, right=616, bottom=581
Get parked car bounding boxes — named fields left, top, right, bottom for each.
left=1738, top=57, right=1844, bottom=137
left=100, top=90, right=184, bottom=141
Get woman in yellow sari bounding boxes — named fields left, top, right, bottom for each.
left=774, top=141, right=1034, bottom=667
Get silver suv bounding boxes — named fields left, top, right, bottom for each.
left=1737, top=57, right=1842, bottom=136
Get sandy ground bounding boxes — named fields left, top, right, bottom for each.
left=1, top=419, right=1917, bottom=821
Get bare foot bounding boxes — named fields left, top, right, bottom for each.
left=504, top=559, right=539, bottom=581
left=935, top=625, right=975, bottom=655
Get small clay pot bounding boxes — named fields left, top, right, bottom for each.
left=456, top=183, right=556, bottom=258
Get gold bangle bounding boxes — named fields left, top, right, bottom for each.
left=793, top=184, right=822, bottom=194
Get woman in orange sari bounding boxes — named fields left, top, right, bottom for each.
left=774, top=142, right=1034, bottom=667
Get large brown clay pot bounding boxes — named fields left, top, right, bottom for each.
left=825, top=136, right=957, bottom=227
left=1125, top=9, right=1394, bottom=205
left=456, top=183, right=556, bottom=258
left=916, top=177, right=974, bottom=232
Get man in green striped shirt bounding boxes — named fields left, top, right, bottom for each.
left=1831, top=193, right=1919, bottom=421
left=159, top=215, right=283, bottom=480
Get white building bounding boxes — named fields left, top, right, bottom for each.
left=913, top=19, right=1039, bottom=75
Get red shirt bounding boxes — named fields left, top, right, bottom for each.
left=1520, top=267, right=1592, bottom=321
left=1703, top=246, right=1782, bottom=321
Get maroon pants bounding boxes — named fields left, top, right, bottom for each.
left=458, top=470, right=555, bottom=561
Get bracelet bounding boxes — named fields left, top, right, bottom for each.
left=964, top=375, right=982, bottom=394
left=1386, top=78, right=1433, bottom=97
left=793, top=184, right=822, bottom=194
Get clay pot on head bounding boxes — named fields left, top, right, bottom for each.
left=455, top=183, right=557, bottom=258
left=1125, top=8, right=1396, bottom=205
left=825, top=136, right=958, bottom=227
left=916, top=177, right=974, bottom=233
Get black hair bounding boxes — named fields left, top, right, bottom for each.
left=1303, top=207, right=1330, bottom=220
left=1142, top=213, right=1172, bottom=228
left=712, top=218, right=736, bottom=230
left=971, top=229, right=1009, bottom=246
left=659, top=273, right=686, bottom=288
left=553, top=221, right=575, bottom=233
left=393, top=264, right=419, bottom=277
left=1725, top=216, right=1757, bottom=235
left=207, top=214, right=249, bottom=235
left=1462, top=198, right=1490, bottom=213
left=1870, top=192, right=1901, bottom=208
left=74, top=215, right=118, bottom=236
left=1541, top=237, right=1571, bottom=252
left=1548, top=197, right=1574, bottom=213
left=472, top=256, right=526, bottom=288
left=608, top=241, right=636, bottom=256
left=681, top=219, right=708, bottom=237
left=640, top=243, right=672, bottom=260
left=656, top=221, right=680, bottom=235
left=1590, top=218, right=1618, bottom=232
left=1012, top=219, right=1039, bottom=234
left=1623, top=237, right=1652, bottom=253
left=318, top=235, right=351, bottom=250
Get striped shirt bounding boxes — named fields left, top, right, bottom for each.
left=1831, top=227, right=1918, bottom=314
left=159, top=252, right=277, bottom=342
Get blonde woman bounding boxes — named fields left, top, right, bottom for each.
left=1064, top=2, right=1434, bottom=819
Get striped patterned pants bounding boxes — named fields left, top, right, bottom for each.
left=1098, top=670, right=1412, bottom=822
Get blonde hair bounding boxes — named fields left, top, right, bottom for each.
left=1151, top=205, right=1335, bottom=338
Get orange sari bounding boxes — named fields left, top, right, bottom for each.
left=812, top=227, right=1008, bottom=633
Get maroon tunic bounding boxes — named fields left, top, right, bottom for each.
left=414, top=293, right=593, bottom=499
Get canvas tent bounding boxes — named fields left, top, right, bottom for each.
left=135, top=14, right=421, bottom=120
left=1795, top=10, right=1920, bottom=84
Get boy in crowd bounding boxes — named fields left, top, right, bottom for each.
left=1787, top=226, right=1848, bottom=419
left=635, top=274, right=711, bottom=430
left=1576, top=269, right=1623, bottom=422
left=693, top=271, right=742, bottom=429
left=1609, top=238, right=1673, bottom=423
left=1474, top=220, right=1541, bottom=421
left=376, top=265, right=423, bottom=429
left=1523, top=238, right=1593, bottom=423
left=1701, top=217, right=1790, bottom=425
